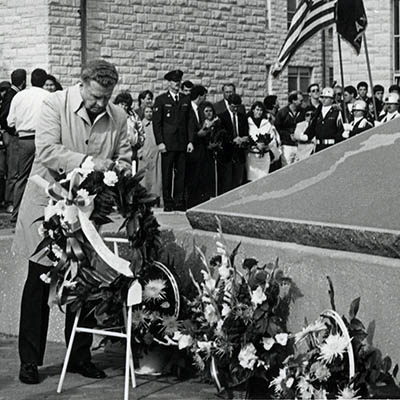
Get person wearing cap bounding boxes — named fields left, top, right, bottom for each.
left=214, top=83, right=246, bottom=116
left=217, top=93, right=249, bottom=193
left=342, top=100, right=373, bottom=139
left=153, top=69, right=193, bottom=211
left=378, top=93, right=400, bottom=124
left=302, top=87, right=344, bottom=152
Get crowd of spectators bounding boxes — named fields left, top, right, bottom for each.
left=0, top=65, right=399, bottom=215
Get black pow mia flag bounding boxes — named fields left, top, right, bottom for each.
left=336, top=0, right=368, bottom=54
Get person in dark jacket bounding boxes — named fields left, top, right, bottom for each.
left=342, top=100, right=373, bottom=139
left=217, top=94, right=249, bottom=193
left=302, top=87, right=344, bottom=152
left=274, top=90, right=304, bottom=166
left=153, top=69, right=194, bottom=211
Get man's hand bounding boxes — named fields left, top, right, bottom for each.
left=187, top=142, right=194, bottom=153
left=91, top=157, right=114, bottom=171
left=158, top=143, right=167, bottom=153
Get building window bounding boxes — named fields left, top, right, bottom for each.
left=288, top=66, right=312, bottom=93
left=287, top=0, right=298, bottom=28
left=394, top=0, right=400, bottom=80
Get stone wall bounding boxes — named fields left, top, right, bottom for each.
left=0, top=0, right=49, bottom=80
left=0, top=0, right=331, bottom=105
left=333, top=0, right=392, bottom=93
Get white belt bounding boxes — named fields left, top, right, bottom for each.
left=316, top=139, right=335, bottom=145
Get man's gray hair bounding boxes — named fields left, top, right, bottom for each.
left=81, top=59, right=118, bottom=88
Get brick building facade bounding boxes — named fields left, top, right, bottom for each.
left=0, top=0, right=332, bottom=107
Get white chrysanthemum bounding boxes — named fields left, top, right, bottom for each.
left=314, top=388, right=328, bottom=399
left=295, top=319, right=327, bottom=343
left=319, top=334, right=350, bottom=364
left=297, top=376, right=314, bottom=400
left=262, top=337, right=275, bottom=351
left=337, top=386, right=361, bottom=399
left=52, top=244, right=63, bottom=259
left=270, top=368, right=287, bottom=394
left=172, top=331, right=193, bottom=349
left=197, top=340, right=212, bottom=354
left=238, top=343, right=258, bottom=370
left=143, top=279, right=167, bottom=302
left=40, top=273, right=51, bottom=284
left=251, top=286, right=267, bottom=306
left=76, top=188, right=90, bottom=200
left=310, top=361, right=331, bottom=381
left=275, top=333, right=288, bottom=346
left=81, top=156, right=95, bottom=172
left=103, top=170, right=118, bottom=186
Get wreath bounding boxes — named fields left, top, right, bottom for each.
left=32, top=160, right=180, bottom=345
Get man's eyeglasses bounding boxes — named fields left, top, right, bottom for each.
left=310, top=89, right=320, bottom=93
left=305, top=112, right=314, bottom=117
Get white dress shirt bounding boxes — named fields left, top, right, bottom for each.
left=191, top=101, right=200, bottom=123
left=7, top=86, right=49, bottom=137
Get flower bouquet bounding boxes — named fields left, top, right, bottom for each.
left=32, top=159, right=179, bottom=346
left=270, top=277, right=400, bottom=399
left=169, top=223, right=303, bottom=398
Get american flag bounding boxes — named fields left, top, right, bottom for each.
left=272, top=0, right=336, bottom=77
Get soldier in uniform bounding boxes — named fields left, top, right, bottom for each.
left=302, top=87, right=344, bottom=153
left=342, top=100, right=373, bottom=139
left=153, top=70, right=194, bottom=211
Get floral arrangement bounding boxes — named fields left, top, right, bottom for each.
left=247, top=130, right=273, bottom=157
left=169, top=223, right=303, bottom=398
left=269, top=278, right=400, bottom=400
left=32, top=159, right=178, bottom=344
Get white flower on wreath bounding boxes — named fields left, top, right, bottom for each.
left=52, top=244, right=63, bottom=259
left=63, top=280, right=77, bottom=289
left=197, top=340, right=212, bottom=355
left=221, top=303, right=231, bottom=317
left=172, top=331, right=193, bottom=350
left=103, top=170, right=118, bottom=186
left=201, top=270, right=216, bottom=292
left=81, top=156, right=95, bottom=173
left=238, top=343, right=258, bottom=370
left=204, top=304, right=219, bottom=325
left=314, top=388, right=328, bottom=400
left=40, top=273, right=51, bottom=284
left=37, top=224, right=46, bottom=238
left=275, top=333, right=288, bottom=346
left=251, top=286, right=267, bottom=306
left=216, top=240, right=227, bottom=255
left=319, top=333, right=350, bottom=364
left=337, top=386, right=361, bottom=399
left=262, top=337, right=275, bottom=351
left=76, top=188, right=90, bottom=200
left=215, top=319, right=224, bottom=335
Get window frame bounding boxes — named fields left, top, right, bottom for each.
left=288, top=66, right=313, bottom=94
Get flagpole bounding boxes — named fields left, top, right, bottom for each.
left=363, top=32, right=378, bottom=121
left=337, top=33, right=348, bottom=123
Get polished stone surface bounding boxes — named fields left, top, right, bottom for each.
left=187, top=118, right=400, bottom=259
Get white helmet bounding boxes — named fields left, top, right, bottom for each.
left=352, top=100, right=367, bottom=112
left=320, top=87, right=334, bottom=98
left=384, top=93, right=399, bottom=104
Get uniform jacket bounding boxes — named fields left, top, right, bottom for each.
left=152, top=92, right=193, bottom=151
left=275, top=105, right=304, bottom=146
left=349, top=117, right=373, bottom=137
left=305, top=104, right=344, bottom=142
left=13, top=84, right=132, bottom=263
left=218, top=110, right=248, bottom=163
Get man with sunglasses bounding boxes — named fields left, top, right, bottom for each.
left=307, top=83, right=321, bottom=110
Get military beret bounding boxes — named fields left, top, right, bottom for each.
left=0, top=81, right=11, bottom=90
left=164, top=69, right=183, bottom=82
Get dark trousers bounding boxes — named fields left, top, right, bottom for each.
left=4, top=133, right=18, bottom=205
left=12, top=137, right=35, bottom=220
left=217, top=159, right=245, bottom=195
left=19, top=261, right=93, bottom=365
left=161, top=150, right=186, bottom=208
left=0, top=149, right=6, bottom=204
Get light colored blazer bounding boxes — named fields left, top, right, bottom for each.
left=13, top=84, right=132, bottom=263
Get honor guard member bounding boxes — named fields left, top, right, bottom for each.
left=153, top=69, right=194, bottom=211
left=378, top=93, right=400, bottom=124
left=302, top=87, right=344, bottom=152
left=342, top=100, right=373, bottom=139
